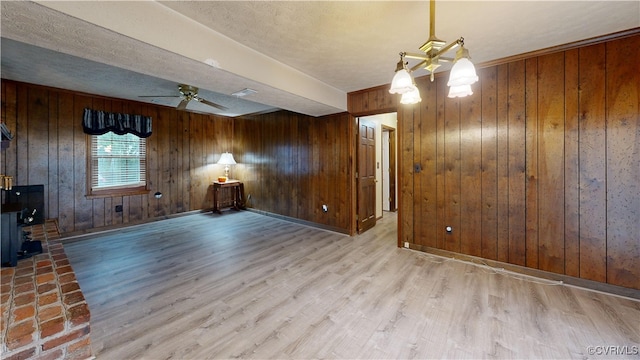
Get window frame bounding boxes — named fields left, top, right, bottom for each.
left=86, top=133, right=149, bottom=199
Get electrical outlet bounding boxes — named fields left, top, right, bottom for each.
left=404, top=242, right=410, bottom=248
left=322, top=204, right=328, bottom=213
left=115, top=205, right=123, bottom=213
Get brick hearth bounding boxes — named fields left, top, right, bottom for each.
left=1, top=220, right=92, bottom=360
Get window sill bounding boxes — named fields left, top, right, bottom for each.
left=86, top=187, right=150, bottom=199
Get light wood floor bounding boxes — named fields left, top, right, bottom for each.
left=63, top=211, right=640, bottom=359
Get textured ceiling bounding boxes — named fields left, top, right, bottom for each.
left=2, top=1, right=639, bottom=117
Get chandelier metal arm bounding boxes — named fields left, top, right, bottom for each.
left=403, top=37, right=465, bottom=73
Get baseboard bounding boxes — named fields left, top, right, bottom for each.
left=58, top=209, right=207, bottom=242
left=407, top=243, right=640, bottom=301
left=246, top=208, right=350, bottom=235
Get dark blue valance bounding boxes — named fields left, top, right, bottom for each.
left=83, top=108, right=152, bottom=138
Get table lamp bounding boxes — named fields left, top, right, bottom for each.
left=217, top=152, right=236, bottom=181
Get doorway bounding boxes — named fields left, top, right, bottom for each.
left=356, top=113, right=397, bottom=233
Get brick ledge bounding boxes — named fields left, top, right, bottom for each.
left=1, top=220, right=92, bottom=360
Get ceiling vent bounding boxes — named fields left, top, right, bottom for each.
left=232, top=88, right=257, bottom=97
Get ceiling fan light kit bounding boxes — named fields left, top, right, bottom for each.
left=390, top=0, right=478, bottom=103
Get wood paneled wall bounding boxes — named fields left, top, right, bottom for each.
left=350, top=34, right=640, bottom=290
left=1, top=81, right=354, bottom=235
left=234, top=111, right=355, bottom=234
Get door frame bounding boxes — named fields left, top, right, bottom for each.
left=382, top=125, right=397, bottom=212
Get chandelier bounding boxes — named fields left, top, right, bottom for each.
left=389, top=0, right=478, bottom=104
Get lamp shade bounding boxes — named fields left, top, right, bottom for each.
left=217, top=152, right=236, bottom=165
left=389, top=69, right=415, bottom=94
left=448, top=58, right=478, bottom=87
left=400, top=85, right=422, bottom=104
left=447, top=84, right=473, bottom=98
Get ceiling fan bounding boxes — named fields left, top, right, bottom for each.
left=140, top=84, right=228, bottom=111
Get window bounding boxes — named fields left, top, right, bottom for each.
left=87, top=132, right=147, bottom=197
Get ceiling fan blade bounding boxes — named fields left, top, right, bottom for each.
left=176, top=99, right=190, bottom=111
left=196, top=97, right=228, bottom=111
left=139, top=95, right=180, bottom=98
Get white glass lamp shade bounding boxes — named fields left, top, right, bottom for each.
left=448, top=57, right=478, bottom=87
left=448, top=47, right=478, bottom=88
left=400, top=85, right=422, bottom=104
left=217, top=152, right=236, bottom=165
left=448, top=84, right=473, bottom=98
left=389, top=69, right=415, bottom=95
left=217, top=152, right=236, bottom=179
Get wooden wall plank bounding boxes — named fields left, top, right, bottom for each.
left=341, top=113, right=354, bottom=231
left=56, top=92, right=75, bottom=233
left=536, top=52, right=566, bottom=274
left=507, top=60, right=527, bottom=266
left=435, top=78, right=447, bottom=249
left=179, top=111, right=191, bottom=212
left=525, top=57, right=540, bottom=269
left=495, top=64, right=510, bottom=263
left=399, top=103, right=414, bottom=246
left=189, top=113, right=204, bottom=211
left=156, top=106, right=174, bottom=216
left=47, top=91, right=59, bottom=221
left=297, top=117, right=311, bottom=221
left=460, top=82, right=483, bottom=257
left=328, top=114, right=338, bottom=225
left=286, top=114, right=298, bottom=218
left=170, top=110, right=182, bottom=214
left=605, top=35, right=640, bottom=289
left=418, top=77, right=438, bottom=248
left=578, top=43, right=607, bottom=283
left=27, top=86, right=49, bottom=187
left=412, top=91, right=424, bottom=246
left=166, top=107, right=178, bottom=215
left=480, top=66, right=499, bottom=261
left=564, top=49, right=581, bottom=278
left=73, top=95, right=93, bottom=231
left=316, top=114, right=325, bottom=222
left=443, top=83, right=461, bottom=253
left=263, top=114, right=277, bottom=213
left=16, top=84, right=28, bottom=185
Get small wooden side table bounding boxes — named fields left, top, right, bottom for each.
left=212, top=180, right=245, bottom=214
